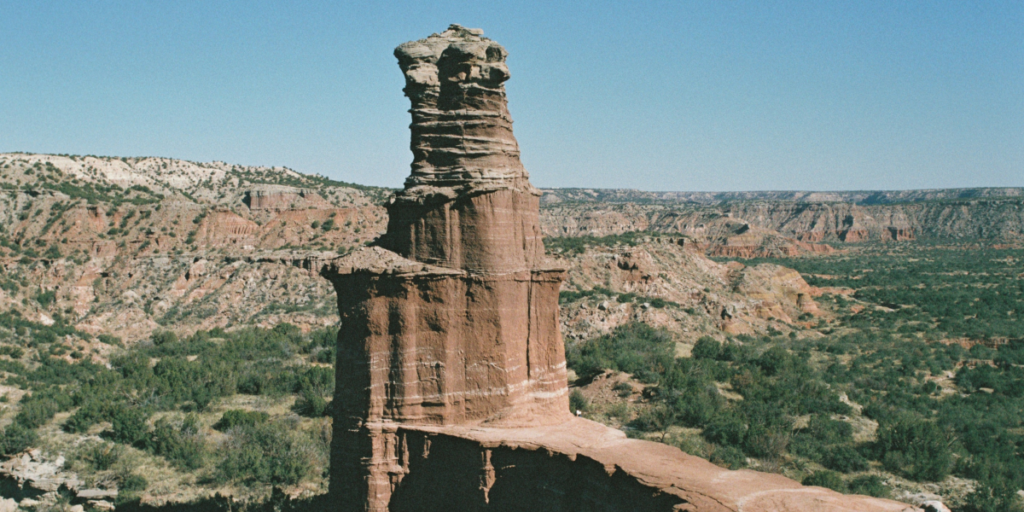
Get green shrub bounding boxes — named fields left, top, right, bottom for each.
left=702, top=411, right=746, bottom=447
left=78, top=442, right=123, bottom=471
left=214, top=410, right=269, bottom=431
left=64, top=401, right=106, bottom=433
left=35, top=290, right=56, bottom=308
left=709, top=445, right=746, bottom=469
left=877, top=415, right=952, bottom=482
left=612, top=381, right=633, bottom=397
left=739, top=401, right=793, bottom=458
left=847, top=475, right=889, bottom=498
left=958, top=482, right=1024, bottom=512
left=293, top=389, right=330, bottom=417
left=692, top=337, right=721, bottom=360
left=147, top=415, right=206, bottom=471
left=756, top=346, right=793, bottom=376
left=110, top=406, right=150, bottom=446
left=566, top=323, right=675, bottom=383
left=0, top=424, right=38, bottom=455
left=802, top=470, right=845, bottom=492
left=0, top=346, right=25, bottom=359
left=569, top=389, right=589, bottom=414
left=97, top=334, right=122, bottom=346
left=121, top=473, right=148, bottom=492
left=630, top=405, right=675, bottom=432
left=821, top=444, right=869, bottom=473
left=216, top=421, right=315, bottom=485
left=803, top=414, right=854, bottom=444
left=16, top=397, right=62, bottom=429
left=671, top=388, right=721, bottom=427
left=150, top=330, right=178, bottom=346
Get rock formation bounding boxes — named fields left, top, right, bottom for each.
left=321, top=25, right=569, bottom=509
left=320, top=25, right=916, bottom=512
left=244, top=185, right=332, bottom=210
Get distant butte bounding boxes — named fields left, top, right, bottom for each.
left=320, top=24, right=917, bottom=512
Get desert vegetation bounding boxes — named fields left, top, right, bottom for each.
left=567, top=244, right=1024, bottom=512
left=0, top=322, right=336, bottom=506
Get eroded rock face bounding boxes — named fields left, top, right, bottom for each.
left=383, top=25, right=542, bottom=274
left=393, top=24, right=524, bottom=190
left=322, top=25, right=570, bottom=510
left=244, top=185, right=331, bottom=210
left=325, top=249, right=568, bottom=428
left=320, top=24, right=914, bottom=512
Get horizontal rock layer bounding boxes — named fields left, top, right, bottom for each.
left=382, top=187, right=544, bottom=273
left=393, top=24, right=527, bottom=191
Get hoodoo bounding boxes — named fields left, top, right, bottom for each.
left=321, top=25, right=916, bottom=512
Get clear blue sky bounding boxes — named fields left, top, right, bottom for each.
left=2, top=1, right=1021, bottom=191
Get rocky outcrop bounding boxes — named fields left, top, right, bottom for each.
left=244, top=185, right=331, bottom=210
left=553, top=238, right=825, bottom=343
left=540, top=206, right=835, bottom=257
left=382, top=24, right=543, bottom=274
left=0, top=449, right=117, bottom=506
left=704, top=202, right=916, bottom=243
left=321, top=25, right=569, bottom=510
left=884, top=226, right=915, bottom=241
left=0, top=163, right=385, bottom=343
left=193, top=209, right=261, bottom=247
left=319, top=24, right=913, bottom=512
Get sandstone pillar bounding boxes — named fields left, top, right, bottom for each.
left=322, top=25, right=570, bottom=511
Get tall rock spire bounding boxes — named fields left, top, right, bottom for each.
left=382, top=25, right=544, bottom=274
left=393, top=24, right=530, bottom=190
left=322, top=24, right=569, bottom=510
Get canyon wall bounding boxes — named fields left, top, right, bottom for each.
left=541, top=199, right=1024, bottom=244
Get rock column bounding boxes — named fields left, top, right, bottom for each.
left=322, top=25, right=570, bottom=511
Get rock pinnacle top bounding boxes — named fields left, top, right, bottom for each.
left=393, top=24, right=531, bottom=198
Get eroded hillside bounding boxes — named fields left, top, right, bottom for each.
left=549, top=234, right=824, bottom=345
left=0, top=153, right=391, bottom=342
left=0, top=153, right=837, bottom=347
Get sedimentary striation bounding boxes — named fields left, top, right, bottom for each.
left=384, top=24, right=543, bottom=273
left=541, top=197, right=1024, bottom=246
left=320, top=25, right=915, bottom=512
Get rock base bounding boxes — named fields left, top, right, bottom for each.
left=326, top=419, right=916, bottom=512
